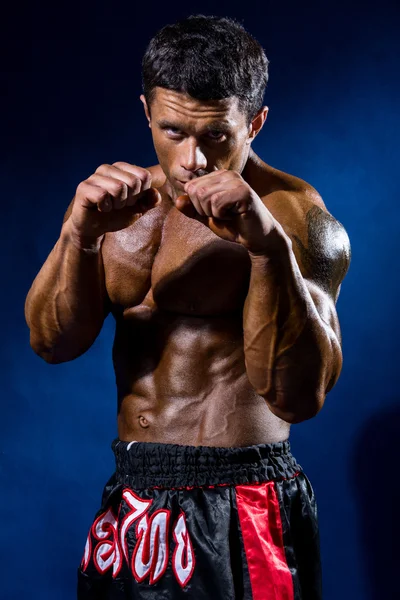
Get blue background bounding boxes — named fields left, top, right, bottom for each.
left=2, top=0, right=399, bottom=598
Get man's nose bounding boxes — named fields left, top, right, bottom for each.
left=180, top=138, right=207, bottom=174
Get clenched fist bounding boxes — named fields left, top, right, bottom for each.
left=175, top=169, right=278, bottom=254
left=70, top=162, right=162, bottom=240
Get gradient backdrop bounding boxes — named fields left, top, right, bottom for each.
left=2, top=0, right=399, bottom=598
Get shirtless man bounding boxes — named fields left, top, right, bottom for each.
left=25, top=15, right=351, bottom=600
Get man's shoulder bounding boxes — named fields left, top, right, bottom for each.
left=257, top=162, right=325, bottom=219
left=259, top=163, right=351, bottom=297
left=259, top=162, right=347, bottom=244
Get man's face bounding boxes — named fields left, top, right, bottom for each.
left=141, top=88, right=264, bottom=198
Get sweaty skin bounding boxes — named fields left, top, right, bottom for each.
left=25, top=89, right=350, bottom=447
left=106, top=157, right=339, bottom=446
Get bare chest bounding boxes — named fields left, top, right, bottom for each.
left=152, top=208, right=252, bottom=315
left=103, top=205, right=252, bottom=315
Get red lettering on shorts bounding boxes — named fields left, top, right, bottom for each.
left=81, top=487, right=195, bottom=587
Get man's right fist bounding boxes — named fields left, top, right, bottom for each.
left=70, top=162, right=162, bottom=240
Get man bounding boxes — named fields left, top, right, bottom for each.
left=25, top=14, right=351, bottom=600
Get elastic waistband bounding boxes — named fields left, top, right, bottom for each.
left=111, top=438, right=302, bottom=490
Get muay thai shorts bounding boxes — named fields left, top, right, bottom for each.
left=77, top=439, right=322, bottom=599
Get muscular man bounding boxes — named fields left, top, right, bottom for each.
left=25, top=15, right=351, bottom=600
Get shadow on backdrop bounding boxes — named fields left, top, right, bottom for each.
left=351, top=405, right=399, bottom=599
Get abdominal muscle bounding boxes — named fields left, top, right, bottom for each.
left=114, top=305, right=290, bottom=447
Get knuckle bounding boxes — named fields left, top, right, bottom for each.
left=90, top=186, right=109, bottom=200
left=86, top=189, right=108, bottom=206
left=196, top=187, right=207, bottom=199
left=113, top=181, right=126, bottom=195
left=127, top=175, right=141, bottom=191
left=95, top=163, right=110, bottom=174
left=134, top=165, right=147, bottom=174
left=95, top=187, right=109, bottom=200
left=138, top=169, right=152, bottom=186
left=210, top=191, right=223, bottom=203
left=77, top=180, right=95, bottom=196
left=187, top=186, right=195, bottom=197
left=76, top=181, right=86, bottom=193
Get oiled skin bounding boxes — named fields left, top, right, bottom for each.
left=101, top=153, right=331, bottom=445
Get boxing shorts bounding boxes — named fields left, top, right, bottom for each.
left=77, top=439, right=322, bottom=599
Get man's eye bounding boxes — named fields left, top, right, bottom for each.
left=166, top=127, right=182, bottom=136
left=207, top=131, right=225, bottom=140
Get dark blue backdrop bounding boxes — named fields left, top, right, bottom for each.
left=2, top=1, right=399, bottom=598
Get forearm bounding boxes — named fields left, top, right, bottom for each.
left=243, top=226, right=341, bottom=423
left=25, top=219, right=109, bottom=363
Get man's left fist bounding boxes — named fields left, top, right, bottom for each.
left=175, top=169, right=279, bottom=254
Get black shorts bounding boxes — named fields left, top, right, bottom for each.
left=77, top=439, right=322, bottom=599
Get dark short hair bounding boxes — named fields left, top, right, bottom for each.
left=142, top=15, right=269, bottom=125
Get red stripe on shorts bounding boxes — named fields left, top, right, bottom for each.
left=235, top=481, right=294, bottom=600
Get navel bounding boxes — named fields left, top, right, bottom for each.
left=138, top=415, right=150, bottom=428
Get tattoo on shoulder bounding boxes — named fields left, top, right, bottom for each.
left=292, top=205, right=351, bottom=295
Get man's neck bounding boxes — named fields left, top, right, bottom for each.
left=241, top=148, right=265, bottom=182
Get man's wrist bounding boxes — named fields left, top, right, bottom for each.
left=247, top=223, right=292, bottom=262
left=61, top=219, right=104, bottom=253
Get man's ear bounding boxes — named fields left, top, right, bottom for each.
left=140, top=94, right=151, bottom=126
left=246, top=106, right=269, bottom=144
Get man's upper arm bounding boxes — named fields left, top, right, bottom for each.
left=291, top=201, right=351, bottom=347
left=291, top=203, right=351, bottom=301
